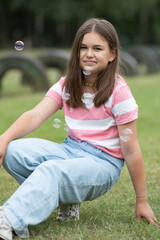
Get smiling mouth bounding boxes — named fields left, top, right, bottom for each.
left=84, top=61, right=96, bottom=64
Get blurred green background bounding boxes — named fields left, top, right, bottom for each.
left=1, top=0, right=160, bottom=49
left=1, top=1, right=160, bottom=239
left=0, top=0, right=160, bottom=96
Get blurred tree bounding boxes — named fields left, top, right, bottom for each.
left=0, top=0, right=160, bottom=48
left=0, top=0, right=10, bottom=47
left=91, top=0, right=160, bottom=45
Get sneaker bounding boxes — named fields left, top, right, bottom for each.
left=56, top=203, right=80, bottom=221
left=0, top=207, right=13, bottom=240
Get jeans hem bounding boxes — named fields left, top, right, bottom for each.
left=3, top=207, right=29, bottom=238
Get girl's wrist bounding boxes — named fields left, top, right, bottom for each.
left=136, top=194, right=148, bottom=202
left=136, top=195, right=147, bottom=199
left=0, top=133, right=12, bottom=144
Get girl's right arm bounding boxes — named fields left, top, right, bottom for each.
left=0, top=97, right=60, bottom=167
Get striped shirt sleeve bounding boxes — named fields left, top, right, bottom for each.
left=45, top=77, right=65, bottom=109
left=111, top=82, right=138, bottom=125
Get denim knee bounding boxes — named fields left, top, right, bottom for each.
left=3, top=140, right=33, bottom=184
left=3, top=141, right=16, bottom=173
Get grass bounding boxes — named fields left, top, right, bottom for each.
left=0, top=71, right=160, bottom=240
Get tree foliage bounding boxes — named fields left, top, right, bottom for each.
left=0, top=0, right=160, bottom=48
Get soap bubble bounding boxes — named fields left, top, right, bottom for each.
left=83, top=66, right=92, bottom=76
left=83, top=70, right=91, bottom=76
left=62, top=88, right=70, bottom=100
left=81, top=93, right=94, bottom=108
left=121, top=128, right=133, bottom=135
left=64, top=123, right=69, bottom=132
left=63, top=93, right=70, bottom=100
left=120, top=135, right=131, bottom=142
left=84, top=66, right=92, bottom=71
left=120, top=128, right=133, bottom=142
left=15, top=41, right=24, bottom=51
left=52, top=118, right=62, bottom=128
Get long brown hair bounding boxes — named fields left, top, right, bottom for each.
left=64, top=18, right=120, bottom=108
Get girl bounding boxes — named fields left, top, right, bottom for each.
left=0, top=18, right=159, bottom=240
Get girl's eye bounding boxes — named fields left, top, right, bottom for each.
left=80, top=45, right=87, bottom=49
left=95, top=47, right=102, bottom=51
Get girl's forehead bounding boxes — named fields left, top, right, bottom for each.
left=82, top=31, right=108, bottom=45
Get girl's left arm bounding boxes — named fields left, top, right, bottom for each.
left=118, top=120, right=159, bottom=225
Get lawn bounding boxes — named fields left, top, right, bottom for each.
left=0, top=71, right=160, bottom=240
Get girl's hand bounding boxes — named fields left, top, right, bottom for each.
left=0, top=136, right=8, bottom=168
left=136, top=198, right=160, bottom=226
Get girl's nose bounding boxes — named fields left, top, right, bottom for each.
left=86, top=49, right=94, bottom=57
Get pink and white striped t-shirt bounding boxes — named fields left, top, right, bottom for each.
left=46, top=75, right=138, bottom=159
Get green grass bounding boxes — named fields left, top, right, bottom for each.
left=0, top=72, right=160, bottom=240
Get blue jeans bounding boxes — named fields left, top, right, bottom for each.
left=2, top=137, right=124, bottom=238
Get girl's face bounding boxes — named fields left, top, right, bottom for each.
left=80, top=31, right=116, bottom=76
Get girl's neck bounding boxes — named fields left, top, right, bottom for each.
left=84, top=74, right=97, bottom=85
left=84, top=86, right=95, bottom=94
left=84, top=81, right=94, bottom=87
left=83, top=80, right=96, bottom=94
left=83, top=73, right=97, bottom=94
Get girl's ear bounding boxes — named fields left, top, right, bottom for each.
left=109, top=48, right=117, bottom=62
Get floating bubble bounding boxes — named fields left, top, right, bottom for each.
left=15, top=40, right=24, bottom=51
left=120, top=135, right=131, bottom=142
left=120, top=128, right=133, bottom=142
left=81, top=93, right=94, bottom=108
left=64, top=123, right=69, bottom=132
left=83, top=66, right=92, bottom=76
left=84, top=66, right=92, bottom=71
left=83, top=70, right=91, bottom=76
left=63, top=93, right=70, bottom=100
left=52, top=118, right=62, bottom=128
left=62, top=88, right=70, bottom=100
left=121, top=128, right=133, bottom=135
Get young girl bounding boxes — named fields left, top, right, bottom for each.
left=0, top=18, right=159, bottom=240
